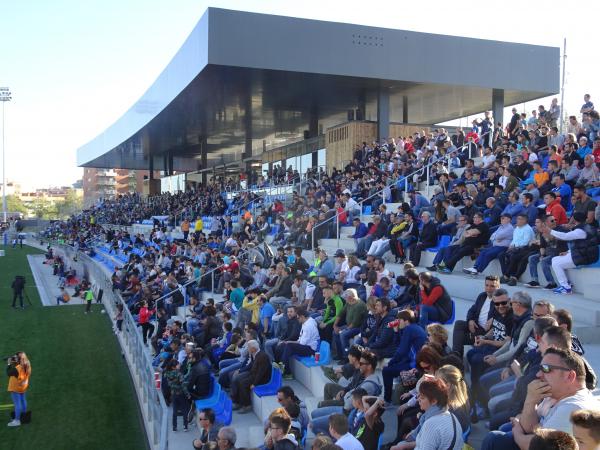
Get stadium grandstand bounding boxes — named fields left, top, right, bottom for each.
left=33, top=7, right=600, bottom=450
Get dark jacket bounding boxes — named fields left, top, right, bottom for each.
left=187, top=359, right=212, bottom=399
left=571, top=224, right=600, bottom=266
left=273, top=275, right=294, bottom=299
left=483, top=205, right=502, bottom=227
left=419, top=221, right=438, bottom=248
left=373, top=221, right=388, bottom=239
left=389, top=323, right=427, bottom=366
left=465, top=292, right=494, bottom=325
left=291, top=257, right=310, bottom=275
left=250, top=350, right=272, bottom=386
left=281, top=317, right=301, bottom=342
left=274, top=435, right=301, bottom=450
left=351, top=223, right=368, bottom=239
left=367, top=311, right=396, bottom=353
left=420, top=277, right=453, bottom=323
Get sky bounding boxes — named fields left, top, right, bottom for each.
left=1, top=0, right=598, bottom=191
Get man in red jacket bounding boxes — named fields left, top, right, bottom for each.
left=544, top=192, right=568, bottom=225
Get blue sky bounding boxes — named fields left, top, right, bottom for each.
left=1, top=0, right=597, bottom=190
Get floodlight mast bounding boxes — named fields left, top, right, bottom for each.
left=0, top=87, right=12, bottom=223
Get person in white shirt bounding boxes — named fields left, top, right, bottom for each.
left=482, top=347, right=600, bottom=450
left=480, top=147, right=496, bottom=170
left=344, top=194, right=361, bottom=222
left=329, top=413, right=364, bottom=450
left=275, top=307, right=319, bottom=378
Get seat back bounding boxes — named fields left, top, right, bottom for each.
left=319, top=341, right=331, bottom=364
left=439, top=234, right=452, bottom=248
left=462, top=425, right=471, bottom=443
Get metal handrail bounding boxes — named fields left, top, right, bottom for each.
left=310, top=209, right=346, bottom=251
left=153, top=248, right=250, bottom=304
left=309, top=131, right=491, bottom=251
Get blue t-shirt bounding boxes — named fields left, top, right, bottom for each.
left=552, top=184, right=572, bottom=211
left=259, top=302, right=276, bottom=328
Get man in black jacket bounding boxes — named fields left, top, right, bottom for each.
left=441, top=212, right=490, bottom=273
left=265, top=305, right=301, bottom=361
left=231, top=340, right=271, bottom=413
left=364, top=298, right=397, bottom=359
left=452, top=275, right=500, bottom=356
left=183, top=347, right=212, bottom=422
left=186, top=349, right=212, bottom=400
left=11, top=275, right=25, bottom=309
left=408, top=211, right=438, bottom=266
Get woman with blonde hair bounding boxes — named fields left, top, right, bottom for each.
left=426, top=323, right=451, bottom=355
left=436, top=364, right=470, bottom=432
left=7, top=351, right=31, bottom=427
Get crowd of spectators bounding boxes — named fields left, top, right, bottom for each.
left=40, top=95, right=600, bottom=450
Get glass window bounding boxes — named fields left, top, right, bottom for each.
left=318, top=148, right=326, bottom=171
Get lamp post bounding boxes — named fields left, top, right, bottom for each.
left=0, top=87, right=12, bottom=223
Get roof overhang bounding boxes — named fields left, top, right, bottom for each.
left=77, top=8, right=560, bottom=170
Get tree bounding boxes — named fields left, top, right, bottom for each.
left=5, top=195, right=28, bottom=215
left=30, top=198, right=58, bottom=220
left=56, top=190, right=83, bottom=219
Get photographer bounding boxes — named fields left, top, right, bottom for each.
left=7, top=352, right=31, bottom=427
left=11, top=276, right=25, bottom=309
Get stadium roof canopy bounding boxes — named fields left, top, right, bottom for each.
left=76, top=8, right=559, bottom=172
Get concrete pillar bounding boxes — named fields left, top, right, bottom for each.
left=492, top=89, right=505, bottom=129
left=402, top=95, right=409, bottom=124
left=377, top=86, right=390, bottom=142
left=308, top=104, right=319, bottom=138
left=200, top=136, right=208, bottom=185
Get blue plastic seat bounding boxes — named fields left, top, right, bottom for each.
left=253, top=366, right=282, bottom=397
left=362, top=205, right=372, bottom=215
left=295, top=341, right=331, bottom=367
left=215, top=395, right=232, bottom=426
left=462, top=425, right=471, bottom=443
left=426, top=234, right=451, bottom=252
left=195, top=377, right=222, bottom=409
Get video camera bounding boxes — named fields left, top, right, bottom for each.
left=3, top=354, right=19, bottom=365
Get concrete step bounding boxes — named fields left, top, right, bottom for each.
left=319, top=239, right=355, bottom=253
left=380, top=261, right=600, bottom=329
left=301, top=248, right=600, bottom=340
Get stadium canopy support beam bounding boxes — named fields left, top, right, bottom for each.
left=377, top=86, right=390, bottom=142
left=243, top=86, right=253, bottom=174
left=402, top=95, right=409, bottom=123
left=492, top=88, right=505, bottom=130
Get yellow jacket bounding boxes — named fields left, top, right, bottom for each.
left=241, top=296, right=260, bottom=324
left=7, top=364, right=30, bottom=394
left=194, top=219, right=203, bottom=232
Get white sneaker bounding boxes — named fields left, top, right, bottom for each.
left=7, top=420, right=21, bottom=427
left=463, top=267, right=477, bottom=275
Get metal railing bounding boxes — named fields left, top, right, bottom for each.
left=51, top=242, right=168, bottom=450
left=310, top=131, right=491, bottom=250
left=153, top=247, right=251, bottom=305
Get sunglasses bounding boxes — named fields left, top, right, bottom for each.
left=494, top=301, right=509, bottom=306
left=540, top=363, right=571, bottom=374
